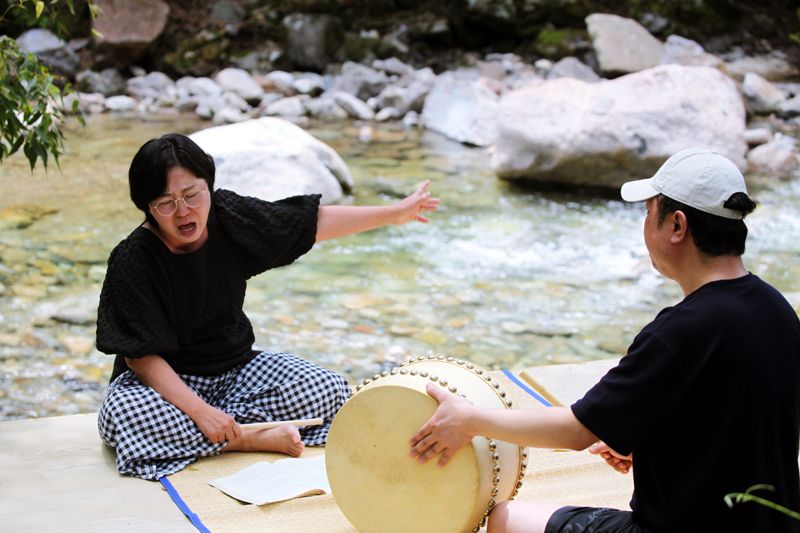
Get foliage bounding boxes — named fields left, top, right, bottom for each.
left=0, top=0, right=96, bottom=171
left=724, top=484, right=800, bottom=521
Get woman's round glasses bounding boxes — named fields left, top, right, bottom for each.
left=150, top=189, right=208, bottom=217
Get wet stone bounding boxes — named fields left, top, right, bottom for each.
left=0, top=205, right=58, bottom=230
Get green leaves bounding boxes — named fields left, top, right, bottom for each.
left=0, top=0, right=98, bottom=171
left=0, top=35, right=72, bottom=171
left=725, top=484, right=800, bottom=521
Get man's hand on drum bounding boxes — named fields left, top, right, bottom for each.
left=589, top=441, right=632, bottom=474
left=409, top=383, right=475, bottom=467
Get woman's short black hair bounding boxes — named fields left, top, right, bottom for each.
left=128, top=134, right=216, bottom=226
left=657, top=192, right=757, bottom=257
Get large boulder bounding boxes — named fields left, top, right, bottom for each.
left=491, top=65, right=746, bottom=188
left=189, top=118, right=353, bottom=204
left=92, top=0, right=170, bottom=69
left=421, top=72, right=499, bottom=147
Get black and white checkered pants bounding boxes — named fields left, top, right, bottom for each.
left=97, top=351, right=350, bottom=480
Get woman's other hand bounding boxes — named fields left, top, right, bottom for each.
left=193, top=405, right=242, bottom=444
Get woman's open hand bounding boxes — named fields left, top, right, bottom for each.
left=392, top=180, right=440, bottom=225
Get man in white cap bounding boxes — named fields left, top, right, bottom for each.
left=410, top=148, right=800, bottom=532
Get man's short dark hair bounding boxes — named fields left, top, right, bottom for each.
left=128, top=134, right=216, bottom=226
left=656, top=193, right=756, bottom=257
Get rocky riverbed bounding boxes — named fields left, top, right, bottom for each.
left=1, top=113, right=799, bottom=420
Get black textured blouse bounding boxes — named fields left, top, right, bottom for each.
left=96, top=189, right=320, bottom=382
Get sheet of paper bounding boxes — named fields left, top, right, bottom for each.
left=208, top=455, right=331, bottom=505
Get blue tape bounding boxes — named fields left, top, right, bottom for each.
left=160, top=476, right=212, bottom=533
left=501, top=369, right=553, bottom=407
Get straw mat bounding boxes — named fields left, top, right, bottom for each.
left=166, top=370, right=632, bottom=532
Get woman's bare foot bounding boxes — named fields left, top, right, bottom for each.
left=225, top=424, right=305, bottom=456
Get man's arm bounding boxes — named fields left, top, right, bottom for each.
left=410, top=383, right=598, bottom=467
left=125, top=355, right=240, bottom=444
left=316, top=180, right=439, bottom=242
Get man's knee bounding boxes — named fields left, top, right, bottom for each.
left=487, top=501, right=513, bottom=533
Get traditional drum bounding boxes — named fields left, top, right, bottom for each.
left=326, top=355, right=528, bottom=533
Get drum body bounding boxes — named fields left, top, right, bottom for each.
left=326, top=356, right=527, bottom=533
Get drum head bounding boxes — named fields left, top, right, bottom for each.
left=326, top=384, right=480, bottom=533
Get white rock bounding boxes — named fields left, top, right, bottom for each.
left=742, top=72, right=787, bottom=114
left=586, top=13, right=663, bottom=75
left=104, top=95, right=137, bottom=112
left=331, top=91, right=375, bottom=120
left=265, top=96, right=308, bottom=117
left=744, top=128, right=773, bottom=146
left=491, top=65, right=747, bottom=188
left=421, top=72, right=499, bottom=146
left=190, top=117, right=353, bottom=204
left=747, top=134, right=799, bottom=179
left=215, top=68, right=264, bottom=101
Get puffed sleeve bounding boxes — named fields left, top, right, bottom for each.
left=95, top=237, right=178, bottom=359
left=213, top=189, right=321, bottom=278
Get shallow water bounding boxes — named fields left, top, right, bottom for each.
left=1, top=114, right=798, bottom=419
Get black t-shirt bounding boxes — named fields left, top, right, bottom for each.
left=572, top=274, right=800, bottom=532
left=96, top=189, right=320, bottom=381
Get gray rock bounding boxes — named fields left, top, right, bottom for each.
left=37, top=291, right=100, bottom=326
left=179, top=76, right=223, bottom=97
left=305, top=97, right=349, bottom=120
left=744, top=128, right=773, bottom=146
left=190, top=118, right=353, bottom=204
left=126, top=72, right=174, bottom=100
left=777, top=94, right=800, bottom=118
left=421, top=72, right=499, bottom=147
left=283, top=13, right=345, bottom=72
left=585, top=13, right=663, bottom=75
left=16, top=28, right=80, bottom=78
left=743, top=72, right=787, bottom=114
left=104, top=95, right=137, bottom=112
left=491, top=65, right=746, bottom=188
left=292, top=74, right=326, bottom=95
left=212, top=107, right=249, bottom=125
left=195, top=94, right=227, bottom=119
left=263, top=71, right=295, bottom=94
left=62, top=92, right=106, bottom=115
left=372, top=69, right=435, bottom=115
left=546, top=57, right=600, bottom=83
left=375, top=107, right=404, bottom=121
left=331, top=92, right=375, bottom=120
left=660, top=35, right=724, bottom=70
left=76, top=68, right=127, bottom=96
left=330, top=62, right=390, bottom=101
left=372, top=57, right=415, bottom=77
left=747, top=134, right=799, bottom=179
left=724, top=52, right=799, bottom=82
left=264, top=96, right=308, bottom=117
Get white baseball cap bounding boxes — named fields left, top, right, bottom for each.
left=620, top=148, right=748, bottom=219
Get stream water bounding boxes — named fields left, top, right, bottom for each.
left=1, top=113, right=798, bottom=419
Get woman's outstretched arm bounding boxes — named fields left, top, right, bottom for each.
left=316, top=180, right=440, bottom=242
